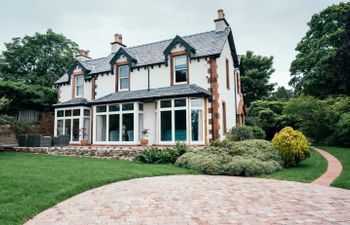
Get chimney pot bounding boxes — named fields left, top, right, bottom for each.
left=114, top=33, right=122, bottom=44
left=78, top=49, right=90, bottom=59
left=218, top=9, right=225, bottom=19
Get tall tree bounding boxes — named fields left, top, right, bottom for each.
left=290, top=2, right=350, bottom=97
left=240, top=51, right=275, bottom=106
left=0, top=29, right=79, bottom=87
left=333, top=8, right=350, bottom=95
left=270, top=86, right=294, bottom=101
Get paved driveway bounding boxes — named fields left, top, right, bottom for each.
left=25, top=175, right=350, bottom=225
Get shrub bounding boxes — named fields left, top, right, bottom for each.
left=0, top=114, right=14, bottom=124
left=228, top=126, right=266, bottom=141
left=272, top=126, right=310, bottom=167
left=135, top=142, right=187, bottom=164
left=14, top=122, right=29, bottom=138
left=176, top=139, right=282, bottom=176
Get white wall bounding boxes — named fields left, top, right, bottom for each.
left=95, top=73, right=115, bottom=99
left=216, top=40, right=238, bottom=138
left=189, top=58, right=209, bottom=90
left=143, top=102, right=156, bottom=144
left=60, top=84, right=71, bottom=102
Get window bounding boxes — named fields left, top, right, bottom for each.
left=57, top=120, right=64, bottom=135
left=173, top=55, right=187, bottom=84
left=161, top=111, right=172, bottom=141
left=57, top=110, right=64, bottom=117
left=118, top=65, right=129, bottom=91
left=73, top=109, right=80, bottom=116
left=96, top=115, right=107, bottom=141
left=222, top=101, right=227, bottom=133
left=226, top=59, right=230, bottom=90
left=191, top=98, right=203, bottom=142
left=122, top=113, right=134, bottom=141
left=72, top=119, right=80, bottom=141
left=75, top=75, right=83, bottom=97
left=109, top=114, right=120, bottom=141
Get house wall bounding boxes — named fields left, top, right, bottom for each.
left=95, top=73, right=115, bottom=99
left=60, top=84, right=71, bottom=103
left=216, top=40, right=238, bottom=139
left=143, top=102, right=156, bottom=144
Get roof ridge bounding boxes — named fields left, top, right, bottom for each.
left=127, top=30, right=216, bottom=50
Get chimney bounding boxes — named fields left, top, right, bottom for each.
left=214, top=9, right=229, bottom=32
left=111, top=33, right=126, bottom=52
left=76, top=49, right=91, bottom=60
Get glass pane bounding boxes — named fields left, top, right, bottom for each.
left=174, top=56, right=186, bottom=67
left=160, top=100, right=171, bottom=108
left=109, top=104, right=120, bottom=112
left=109, top=114, right=120, bottom=141
left=73, top=109, right=80, bottom=116
left=119, top=65, right=129, bottom=78
left=122, top=103, right=134, bottom=111
left=96, top=115, right=106, bottom=141
left=96, top=105, right=107, bottom=113
left=64, top=119, right=71, bottom=140
left=72, top=118, right=80, bottom=141
left=83, top=118, right=90, bottom=141
left=175, top=110, right=186, bottom=141
left=139, top=103, right=143, bottom=111
left=76, top=86, right=83, bottom=96
left=76, top=75, right=83, bottom=85
left=175, top=99, right=186, bottom=107
left=65, top=110, right=71, bottom=117
left=120, top=78, right=129, bottom=90
left=139, top=113, right=143, bottom=141
left=122, top=113, right=134, bottom=141
left=161, top=111, right=172, bottom=141
left=191, top=109, right=203, bottom=141
left=57, top=120, right=64, bottom=135
left=84, top=109, right=90, bottom=116
left=175, top=69, right=187, bottom=83
left=191, top=98, right=203, bottom=108
left=57, top=110, right=64, bottom=117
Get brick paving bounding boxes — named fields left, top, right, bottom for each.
left=25, top=175, right=350, bottom=225
left=312, top=147, right=343, bottom=186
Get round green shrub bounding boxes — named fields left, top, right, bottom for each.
left=228, top=126, right=266, bottom=141
left=176, top=139, right=282, bottom=176
left=272, top=126, right=310, bottom=167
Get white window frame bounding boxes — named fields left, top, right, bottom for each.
left=118, top=65, right=129, bottom=91
left=54, top=106, right=90, bottom=144
left=75, top=75, right=84, bottom=97
left=173, top=55, right=188, bottom=85
left=189, top=98, right=205, bottom=145
left=93, top=102, right=142, bottom=145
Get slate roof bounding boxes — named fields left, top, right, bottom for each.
left=91, top=84, right=211, bottom=104
left=55, top=27, right=232, bottom=84
left=53, top=98, right=89, bottom=107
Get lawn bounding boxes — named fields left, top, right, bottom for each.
left=259, top=148, right=328, bottom=183
left=0, top=152, right=194, bottom=225
left=319, top=146, right=350, bottom=190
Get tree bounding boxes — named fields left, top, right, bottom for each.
left=0, top=29, right=79, bottom=87
left=240, top=51, right=275, bottom=106
left=333, top=8, right=350, bottom=95
left=270, top=86, right=293, bottom=101
left=290, top=2, right=350, bottom=97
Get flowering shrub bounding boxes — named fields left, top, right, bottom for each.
left=272, top=126, right=310, bottom=167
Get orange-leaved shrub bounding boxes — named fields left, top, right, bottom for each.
left=272, top=126, right=310, bottom=167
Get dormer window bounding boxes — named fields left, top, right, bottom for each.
left=75, top=75, right=83, bottom=97
left=173, top=55, right=188, bottom=84
left=118, top=65, right=129, bottom=91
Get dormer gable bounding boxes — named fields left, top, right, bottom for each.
left=109, top=47, right=137, bottom=72
left=66, top=60, right=92, bottom=84
left=163, top=35, right=196, bottom=66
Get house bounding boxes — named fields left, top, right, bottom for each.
left=53, top=9, right=244, bottom=146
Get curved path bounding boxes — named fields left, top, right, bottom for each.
left=25, top=175, right=350, bottom=225
left=312, top=147, right=343, bottom=186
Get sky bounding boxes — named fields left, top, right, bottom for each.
left=0, top=0, right=345, bottom=88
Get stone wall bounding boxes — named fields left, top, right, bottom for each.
left=0, top=112, right=54, bottom=145
left=15, top=146, right=145, bottom=160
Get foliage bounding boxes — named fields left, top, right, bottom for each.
left=135, top=142, right=187, bottom=164
left=0, top=96, right=11, bottom=111
left=247, top=100, right=296, bottom=139
left=272, top=127, right=310, bottom=167
left=239, top=51, right=276, bottom=106
left=13, top=123, right=29, bottom=137
left=269, top=86, right=293, bottom=101
left=0, top=80, right=57, bottom=114
left=0, top=29, right=79, bottom=87
left=330, top=113, right=350, bottom=147
left=0, top=152, right=193, bottom=225
left=333, top=9, right=350, bottom=95
left=176, top=139, right=283, bottom=176
left=227, top=125, right=265, bottom=141
left=289, top=2, right=350, bottom=97
left=0, top=114, right=14, bottom=124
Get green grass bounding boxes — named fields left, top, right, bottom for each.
left=258, top=148, right=328, bottom=183
left=318, top=146, right=350, bottom=189
left=0, top=152, right=195, bottom=225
